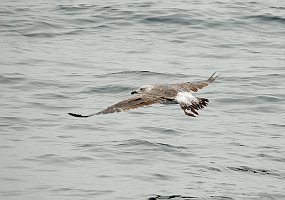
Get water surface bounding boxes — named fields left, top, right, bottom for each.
left=1, top=0, right=285, bottom=199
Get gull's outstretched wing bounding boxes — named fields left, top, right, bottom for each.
left=173, top=72, right=219, bottom=92
left=68, top=94, right=166, bottom=118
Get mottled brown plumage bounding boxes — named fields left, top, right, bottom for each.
left=96, top=95, right=168, bottom=115
left=68, top=72, right=218, bottom=118
left=172, top=72, right=218, bottom=92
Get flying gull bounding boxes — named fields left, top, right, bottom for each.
left=68, top=72, right=218, bottom=118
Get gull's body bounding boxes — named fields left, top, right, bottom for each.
left=68, top=73, right=218, bottom=118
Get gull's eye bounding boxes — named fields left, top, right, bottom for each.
left=140, top=88, right=143, bottom=91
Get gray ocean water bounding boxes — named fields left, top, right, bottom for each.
left=1, top=0, right=285, bottom=199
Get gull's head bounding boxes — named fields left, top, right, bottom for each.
left=131, top=85, right=154, bottom=95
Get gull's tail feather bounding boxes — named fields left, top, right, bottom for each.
left=68, top=112, right=97, bottom=118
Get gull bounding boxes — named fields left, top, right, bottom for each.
left=68, top=72, right=219, bottom=118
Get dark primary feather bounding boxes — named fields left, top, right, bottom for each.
left=68, top=112, right=89, bottom=118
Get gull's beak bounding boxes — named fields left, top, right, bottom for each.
left=131, top=91, right=138, bottom=95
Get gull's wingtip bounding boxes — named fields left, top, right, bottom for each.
left=68, top=112, right=89, bottom=118
left=208, top=72, right=220, bottom=82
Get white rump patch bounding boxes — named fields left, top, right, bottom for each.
left=175, top=92, right=197, bottom=104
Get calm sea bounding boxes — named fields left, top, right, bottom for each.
left=1, top=0, right=285, bottom=199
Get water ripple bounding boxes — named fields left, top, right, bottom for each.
left=148, top=195, right=234, bottom=200
left=227, top=166, right=280, bottom=177
left=246, top=14, right=285, bottom=24
left=1, top=1, right=285, bottom=200
left=117, top=139, right=187, bottom=151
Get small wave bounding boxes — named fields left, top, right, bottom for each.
left=34, top=93, right=71, bottom=100
left=16, top=19, right=87, bottom=37
left=268, top=123, right=285, bottom=128
left=0, top=190, right=22, bottom=197
left=51, top=187, right=114, bottom=196
left=139, top=126, right=184, bottom=135
left=228, top=166, right=279, bottom=176
left=148, top=195, right=234, bottom=200
left=218, top=94, right=282, bottom=106
left=245, top=14, right=285, bottom=24
left=0, top=116, right=27, bottom=125
left=28, top=101, right=71, bottom=111
left=23, top=154, right=94, bottom=165
left=143, top=14, right=203, bottom=26
left=26, top=80, right=68, bottom=89
left=55, top=4, right=97, bottom=12
left=23, top=153, right=71, bottom=164
left=117, top=139, right=187, bottom=150
left=64, top=18, right=96, bottom=25
left=149, top=195, right=197, bottom=200
left=270, top=6, right=285, bottom=10
left=257, top=153, right=285, bottom=163
left=96, top=70, right=186, bottom=78
left=0, top=10, right=15, bottom=15
left=0, top=74, right=26, bottom=84
left=128, top=2, right=154, bottom=8
left=21, top=29, right=83, bottom=38
left=82, top=85, right=133, bottom=94
left=17, top=20, right=61, bottom=31
left=256, top=95, right=281, bottom=102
